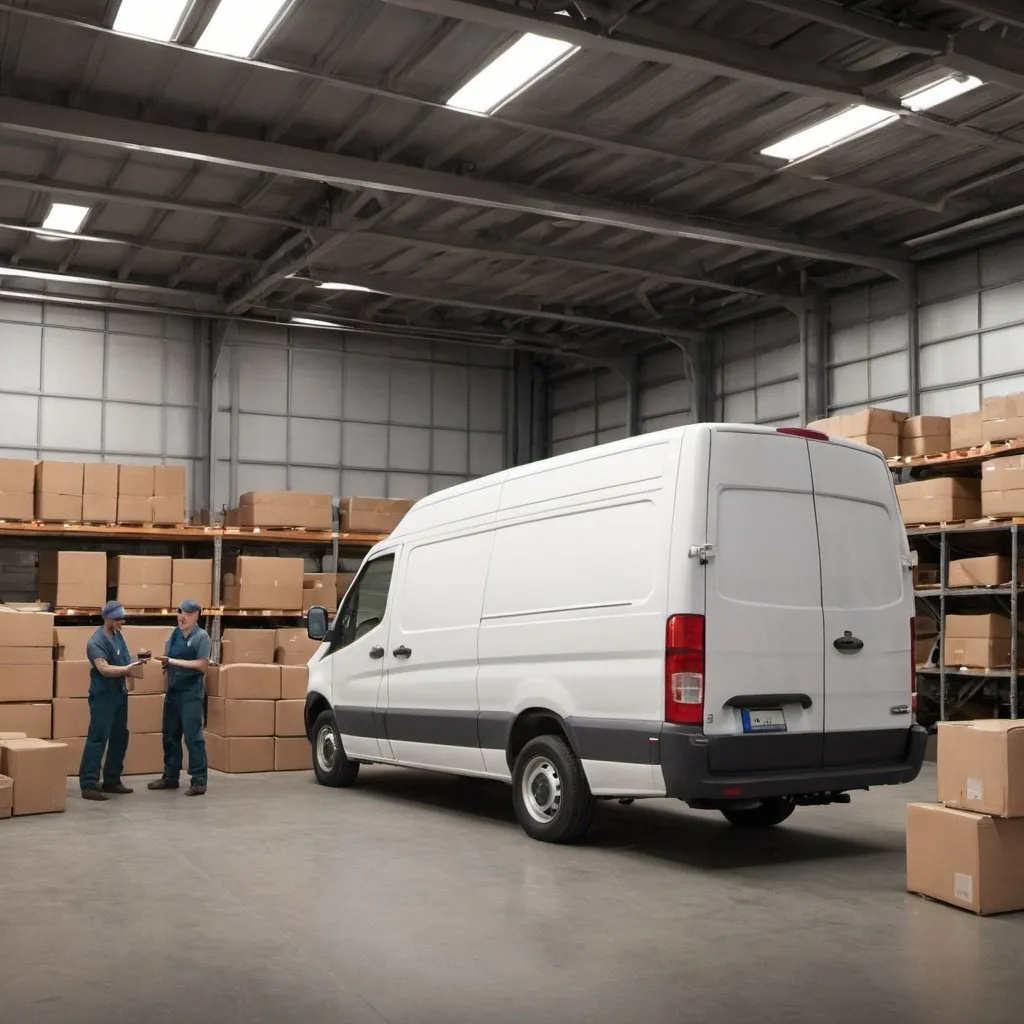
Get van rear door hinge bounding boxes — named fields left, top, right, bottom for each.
left=688, top=543, right=714, bottom=564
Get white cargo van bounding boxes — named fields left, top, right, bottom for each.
left=305, top=423, right=926, bottom=843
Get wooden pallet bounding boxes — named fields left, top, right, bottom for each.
left=906, top=516, right=1024, bottom=530
left=889, top=438, right=1024, bottom=468
left=219, top=608, right=305, bottom=617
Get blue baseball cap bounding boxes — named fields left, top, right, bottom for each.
left=178, top=599, right=202, bottom=614
left=101, top=601, right=126, bottom=620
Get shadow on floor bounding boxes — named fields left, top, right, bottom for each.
left=353, top=769, right=894, bottom=871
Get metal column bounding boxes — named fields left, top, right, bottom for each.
left=1013, top=525, right=1019, bottom=719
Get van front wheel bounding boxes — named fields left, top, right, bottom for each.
left=720, top=798, right=795, bottom=827
left=512, top=736, right=595, bottom=843
left=312, top=710, right=360, bottom=788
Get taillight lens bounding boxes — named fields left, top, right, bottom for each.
left=666, top=614, right=705, bottom=725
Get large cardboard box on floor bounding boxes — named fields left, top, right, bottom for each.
left=280, top=665, right=308, bottom=700
left=220, top=628, right=276, bottom=665
left=0, top=703, right=50, bottom=738
left=806, top=408, right=906, bottom=459
left=275, top=628, right=321, bottom=666
left=302, top=573, right=337, bottom=613
left=981, top=455, right=1024, bottom=518
left=52, top=697, right=89, bottom=739
left=901, top=415, right=950, bottom=458
left=948, top=555, right=1011, bottom=588
left=937, top=720, right=1024, bottom=817
left=206, top=664, right=280, bottom=700
left=222, top=556, right=304, bottom=611
left=0, top=459, right=35, bottom=521
left=206, top=696, right=275, bottom=737
left=0, top=737, right=67, bottom=815
left=38, top=551, right=107, bottom=609
left=0, top=773, right=11, bottom=819
left=82, top=463, right=118, bottom=523
left=62, top=735, right=85, bottom=776
left=205, top=732, right=274, bottom=773
left=982, top=393, right=1024, bottom=444
left=907, top=802, right=1024, bottom=915
left=0, top=654, right=53, bottom=703
left=950, top=411, right=984, bottom=450
left=896, top=477, right=981, bottom=525
left=275, top=736, right=311, bottom=771
left=109, top=555, right=172, bottom=608
left=171, top=559, right=213, bottom=610
left=237, top=490, right=333, bottom=531
left=275, top=699, right=305, bottom=737
left=339, top=497, right=414, bottom=534
left=128, top=694, right=164, bottom=734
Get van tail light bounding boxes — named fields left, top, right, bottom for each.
left=777, top=427, right=829, bottom=442
left=666, top=614, right=704, bottom=725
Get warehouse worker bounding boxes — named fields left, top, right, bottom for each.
left=80, top=601, right=141, bottom=801
left=148, top=599, right=210, bottom=796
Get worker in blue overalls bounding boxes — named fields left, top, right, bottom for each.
left=80, top=601, right=142, bottom=801
left=148, top=599, right=211, bottom=796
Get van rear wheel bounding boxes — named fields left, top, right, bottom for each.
left=312, top=710, right=360, bottom=788
left=512, top=736, right=595, bottom=843
left=720, top=798, right=795, bottom=828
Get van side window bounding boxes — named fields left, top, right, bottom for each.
left=327, top=555, right=395, bottom=655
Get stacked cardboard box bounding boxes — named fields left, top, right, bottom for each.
left=110, top=555, right=172, bottom=609
left=35, top=461, right=84, bottom=523
left=0, top=459, right=35, bottom=521
left=205, top=695, right=276, bottom=773
left=806, top=408, right=906, bottom=460
left=948, top=555, right=1011, bottom=589
left=83, top=463, right=118, bottom=524
left=944, top=613, right=1020, bottom=669
left=235, top=491, right=333, bottom=530
left=153, top=466, right=186, bottom=525
left=982, top=393, right=1024, bottom=445
left=222, top=556, right=303, bottom=611
left=220, top=628, right=275, bottom=665
left=951, top=411, right=984, bottom=450
left=0, top=611, right=54, bottom=740
left=275, top=627, right=320, bottom=666
left=301, top=573, right=337, bottom=612
left=0, top=736, right=67, bottom=817
left=981, top=456, right=1024, bottom=518
left=172, top=558, right=213, bottom=609
left=901, top=416, right=950, bottom=458
left=38, top=551, right=107, bottom=609
left=118, top=465, right=154, bottom=525
left=908, top=721, right=1024, bottom=914
left=896, top=477, right=981, bottom=525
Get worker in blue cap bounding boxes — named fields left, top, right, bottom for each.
left=80, top=600, right=142, bottom=801
left=148, top=599, right=210, bottom=796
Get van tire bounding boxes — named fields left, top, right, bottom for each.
left=720, top=798, right=795, bottom=828
left=512, top=736, right=595, bottom=843
left=312, top=710, right=360, bottom=788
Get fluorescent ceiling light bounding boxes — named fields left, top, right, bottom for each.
left=447, top=32, right=579, bottom=115
left=902, top=74, right=983, bottom=112
left=40, top=203, right=91, bottom=235
left=112, top=0, right=191, bottom=42
left=291, top=316, right=342, bottom=329
left=761, top=105, right=898, bottom=161
left=318, top=282, right=373, bottom=293
left=195, top=0, right=291, bottom=59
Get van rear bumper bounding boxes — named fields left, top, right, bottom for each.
left=659, top=724, right=928, bottom=802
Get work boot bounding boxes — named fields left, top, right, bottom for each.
left=81, top=786, right=109, bottom=801
left=184, top=783, right=207, bottom=797
left=101, top=781, right=134, bottom=795
left=147, top=778, right=179, bottom=790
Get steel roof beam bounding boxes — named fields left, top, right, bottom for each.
left=0, top=96, right=908, bottom=273
left=941, top=0, right=1024, bottom=30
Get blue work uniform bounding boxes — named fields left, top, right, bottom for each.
left=159, top=625, right=211, bottom=787
left=79, top=626, right=131, bottom=790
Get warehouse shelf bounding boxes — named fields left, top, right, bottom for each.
left=888, top=438, right=1024, bottom=472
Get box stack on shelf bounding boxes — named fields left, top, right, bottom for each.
left=221, top=555, right=304, bottom=613
left=908, top=720, right=1024, bottom=915
left=0, top=609, right=55, bottom=739
left=224, top=490, right=334, bottom=531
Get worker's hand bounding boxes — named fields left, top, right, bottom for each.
left=158, top=655, right=171, bottom=668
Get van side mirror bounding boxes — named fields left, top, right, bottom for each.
left=307, top=605, right=329, bottom=642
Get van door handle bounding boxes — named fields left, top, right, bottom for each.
left=833, top=631, right=864, bottom=653
left=368, top=646, right=385, bottom=660
left=393, top=646, right=412, bottom=659
left=725, top=693, right=812, bottom=710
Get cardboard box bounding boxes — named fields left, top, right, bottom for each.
left=54, top=660, right=90, bottom=699
left=121, top=732, right=164, bottom=776
left=116, top=584, right=172, bottom=609
left=38, top=551, right=107, bottom=609
left=981, top=455, right=1024, bottom=518
left=35, top=494, right=83, bottom=523
left=82, top=495, right=117, bottom=523
left=84, top=462, right=118, bottom=496
left=275, top=699, right=305, bottom=737
left=982, top=393, right=1024, bottom=444
left=204, top=731, right=274, bottom=773
left=302, top=573, right=338, bottom=613
left=63, top=735, right=85, bottom=776
left=220, top=628, right=276, bottom=665
left=0, top=647, right=52, bottom=666
left=0, top=608, right=55, bottom=648
left=118, top=464, right=154, bottom=498
left=280, top=665, right=308, bottom=700
left=120, top=624, right=172, bottom=657
left=128, top=694, right=164, bottom=734
left=938, top=720, right=1024, bottom=817
left=949, top=555, right=1011, bottom=588
left=154, top=465, right=186, bottom=498
left=0, top=661, right=53, bottom=703
left=901, top=415, right=950, bottom=457
left=896, top=477, right=981, bottom=525
left=337, top=572, right=356, bottom=598
left=946, top=612, right=1017, bottom=639
left=206, top=697, right=275, bottom=737
left=52, top=697, right=89, bottom=739
left=237, top=491, right=333, bottom=531
left=152, top=496, right=186, bottom=525
left=913, top=563, right=939, bottom=587
left=275, top=628, right=321, bottom=666
left=54, top=625, right=97, bottom=661
left=171, top=559, right=213, bottom=609
left=906, top=802, right=1024, bottom=915
left=110, top=555, right=172, bottom=608
left=131, top=659, right=167, bottom=695
left=0, top=773, right=12, bottom=818
left=117, top=496, right=153, bottom=525
left=0, top=458, right=35, bottom=521
left=275, top=736, right=311, bottom=771
left=208, top=664, right=280, bottom=700
left=222, top=556, right=304, bottom=611
left=944, top=636, right=1011, bottom=668
left=807, top=409, right=906, bottom=459
left=950, top=411, right=983, bottom=450
left=35, top=461, right=83, bottom=496
left=339, top=497, right=415, bottom=534
left=0, top=738, right=66, bottom=815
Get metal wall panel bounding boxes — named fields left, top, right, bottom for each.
left=0, top=298, right=206, bottom=511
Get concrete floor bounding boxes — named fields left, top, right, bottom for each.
left=1, top=764, right=1021, bottom=1024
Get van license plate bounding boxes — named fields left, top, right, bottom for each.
left=741, top=709, right=786, bottom=734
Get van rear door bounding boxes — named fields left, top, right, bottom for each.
left=808, top=440, right=914, bottom=765
left=702, top=429, right=825, bottom=771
